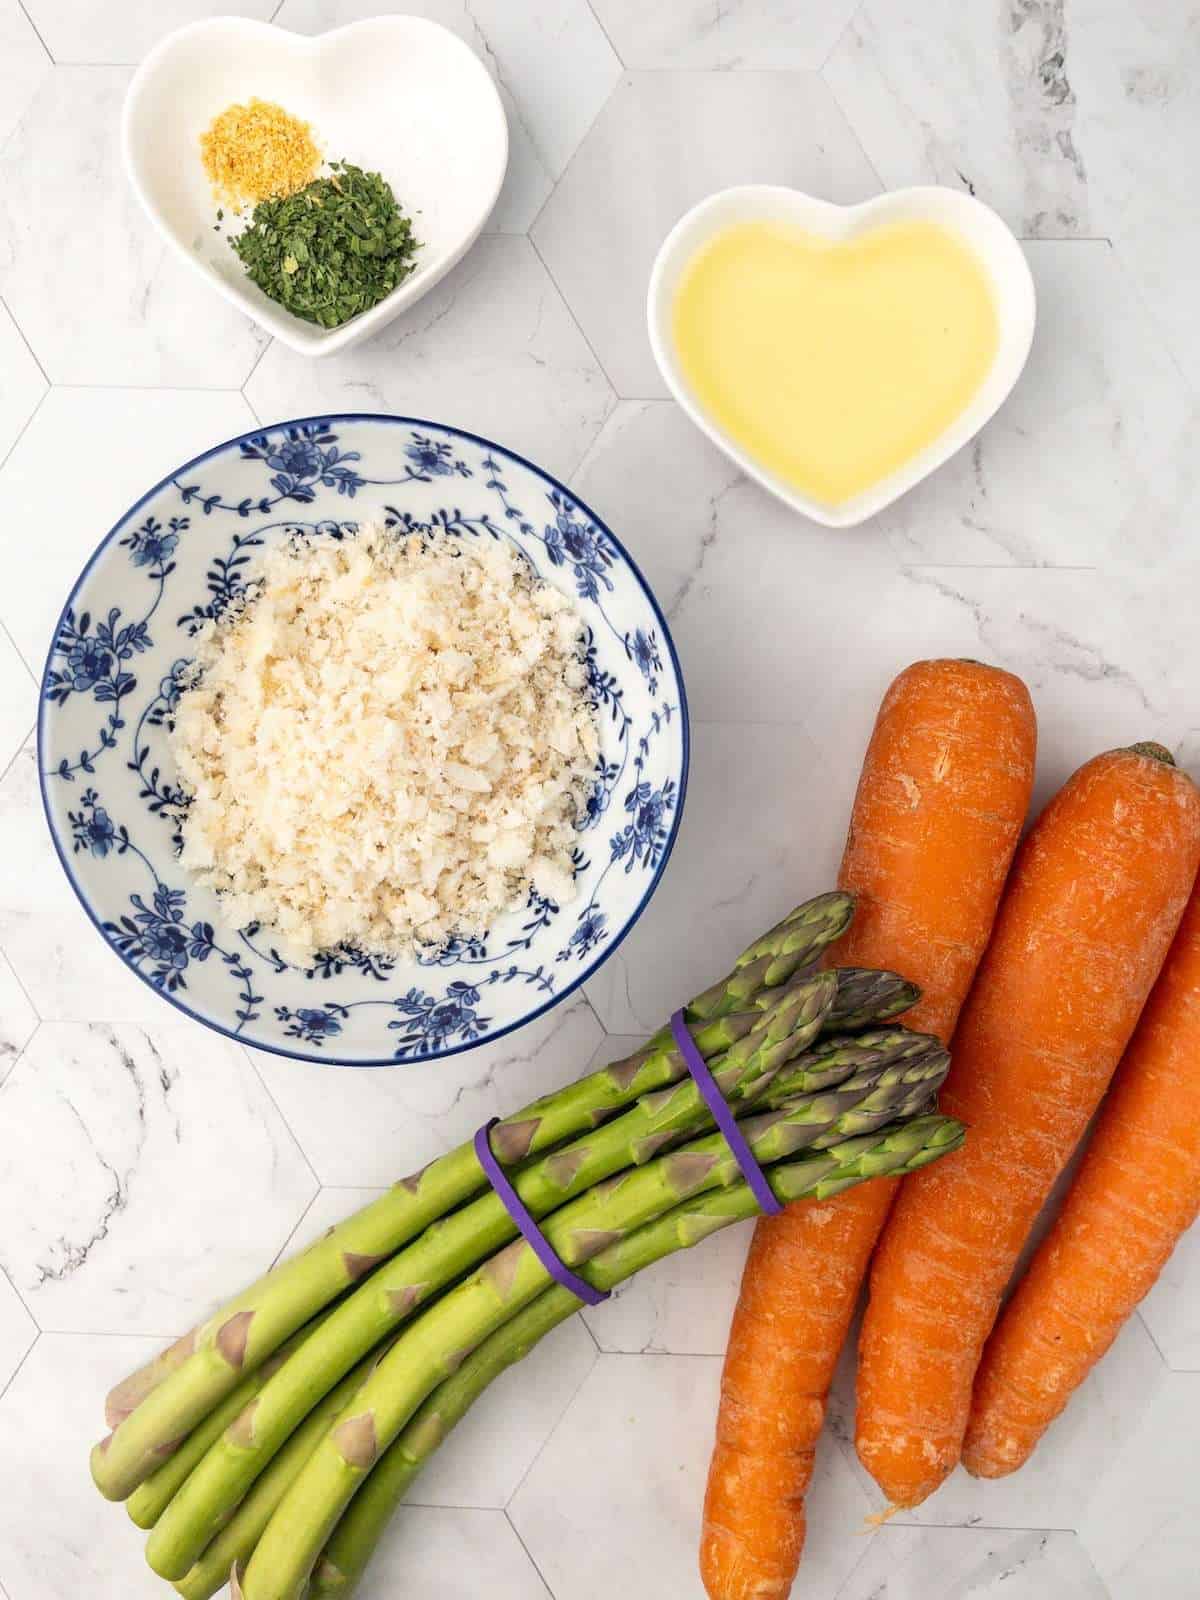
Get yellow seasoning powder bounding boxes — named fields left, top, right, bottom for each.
left=199, top=97, right=321, bottom=213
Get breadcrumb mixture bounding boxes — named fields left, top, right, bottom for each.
left=170, top=525, right=599, bottom=960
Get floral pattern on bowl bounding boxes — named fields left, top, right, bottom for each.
left=38, top=415, right=689, bottom=1066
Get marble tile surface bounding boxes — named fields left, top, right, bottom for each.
left=838, top=1527, right=1109, bottom=1600
left=0, top=1333, right=180, bottom=1599
left=1141, top=1227, right=1200, bottom=1371
left=3, top=4, right=1200, bottom=1597
left=0, top=624, right=35, bottom=778
left=247, top=993, right=603, bottom=1185
left=827, top=2, right=1200, bottom=372
left=0, top=2, right=51, bottom=154
left=590, top=0, right=860, bottom=70
left=276, top=0, right=621, bottom=233
left=511, top=1352, right=875, bottom=1600
left=0, top=744, right=186, bottom=1024
left=533, top=71, right=881, bottom=395
left=0, top=298, right=45, bottom=467
left=1078, top=1373, right=1200, bottom=1600
left=0, top=1268, right=35, bottom=1393
left=21, top=2, right=277, bottom=64
left=354, top=1506, right=554, bottom=1598
left=245, top=234, right=615, bottom=481
left=0, top=952, right=37, bottom=1088
left=0, top=1020, right=315, bottom=1333
left=0, top=69, right=267, bottom=386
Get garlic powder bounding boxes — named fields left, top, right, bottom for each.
left=170, top=524, right=600, bottom=960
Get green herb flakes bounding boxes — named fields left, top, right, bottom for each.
left=232, top=162, right=420, bottom=329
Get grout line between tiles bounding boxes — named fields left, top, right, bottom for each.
left=1098, top=235, right=1197, bottom=398
left=0, top=959, right=39, bottom=1080
left=20, top=1323, right=195, bottom=1340
left=270, top=1188, right=327, bottom=1270
left=48, top=380, right=254, bottom=395
left=503, top=1508, right=557, bottom=1598
left=576, top=987, right=606, bottom=1041
left=829, top=1509, right=881, bottom=1600
left=503, top=1341, right=601, bottom=1513
left=0, top=729, right=34, bottom=790
left=237, top=1042, right=323, bottom=1193
left=0, top=386, right=49, bottom=479
left=817, top=0, right=865, bottom=72
left=527, top=233, right=621, bottom=400
left=0, top=1325, right=39, bottom=1407
left=578, top=1310, right=602, bottom=1354
left=240, top=335, right=275, bottom=406
left=1134, top=1307, right=1168, bottom=1368
left=885, top=1520, right=1081, bottom=1534
left=15, top=1, right=53, bottom=63
left=0, top=618, right=37, bottom=688
left=525, top=74, right=621, bottom=242
left=0, top=291, right=51, bottom=387
left=582, top=0, right=623, bottom=67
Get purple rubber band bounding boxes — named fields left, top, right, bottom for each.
left=474, top=1120, right=610, bottom=1306
left=670, top=1009, right=783, bottom=1216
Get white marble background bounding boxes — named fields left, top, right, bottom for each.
left=1, top=1, right=1198, bottom=1596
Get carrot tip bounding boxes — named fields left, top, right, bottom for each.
left=864, top=1504, right=901, bottom=1530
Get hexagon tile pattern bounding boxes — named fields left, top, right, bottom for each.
left=532, top=70, right=880, bottom=396
left=4, top=3, right=1200, bottom=1598
left=0, top=68, right=267, bottom=386
left=275, top=0, right=622, bottom=232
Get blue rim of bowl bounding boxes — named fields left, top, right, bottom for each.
left=36, top=413, right=691, bottom=1069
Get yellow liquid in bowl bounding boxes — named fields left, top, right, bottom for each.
left=671, top=218, right=1000, bottom=508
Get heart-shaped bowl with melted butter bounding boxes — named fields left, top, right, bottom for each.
left=123, top=15, right=508, bottom=357
left=647, top=185, right=1036, bottom=528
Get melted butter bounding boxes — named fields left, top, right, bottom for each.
left=671, top=218, right=1000, bottom=507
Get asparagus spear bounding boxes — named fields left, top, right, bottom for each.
left=822, top=968, right=920, bottom=1030
left=243, top=1113, right=962, bottom=1600
left=94, top=895, right=855, bottom=1502
left=307, top=1293, right=578, bottom=1598
left=764, top=1027, right=942, bottom=1098
left=687, top=892, right=853, bottom=1017
left=145, top=975, right=841, bottom=1579
left=158, top=1016, right=941, bottom=1573
left=170, top=1345, right=388, bottom=1600
left=125, top=1312, right=334, bottom=1529
left=309, top=1119, right=963, bottom=1599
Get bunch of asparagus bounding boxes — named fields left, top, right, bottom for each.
left=91, top=892, right=963, bottom=1599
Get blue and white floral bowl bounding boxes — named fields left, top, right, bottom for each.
left=38, top=416, right=688, bottom=1065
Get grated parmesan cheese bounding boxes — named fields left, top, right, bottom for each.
left=170, top=524, right=600, bottom=960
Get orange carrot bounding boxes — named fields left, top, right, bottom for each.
left=700, top=660, right=1036, bottom=1600
left=855, top=742, right=1200, bottom=1510
left=963, top=871, right=1200, bottom=1477
left=700, top=1182, right=893, bottom=1597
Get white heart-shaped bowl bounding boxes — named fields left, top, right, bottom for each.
left=647, top=185, right=1036, bottom=528
left=37, top=415, right=688, bottom=1066
left=123, top=16, right=508, bottom=357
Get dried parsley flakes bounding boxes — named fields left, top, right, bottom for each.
left=232, top=162, right=420, bottom=329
